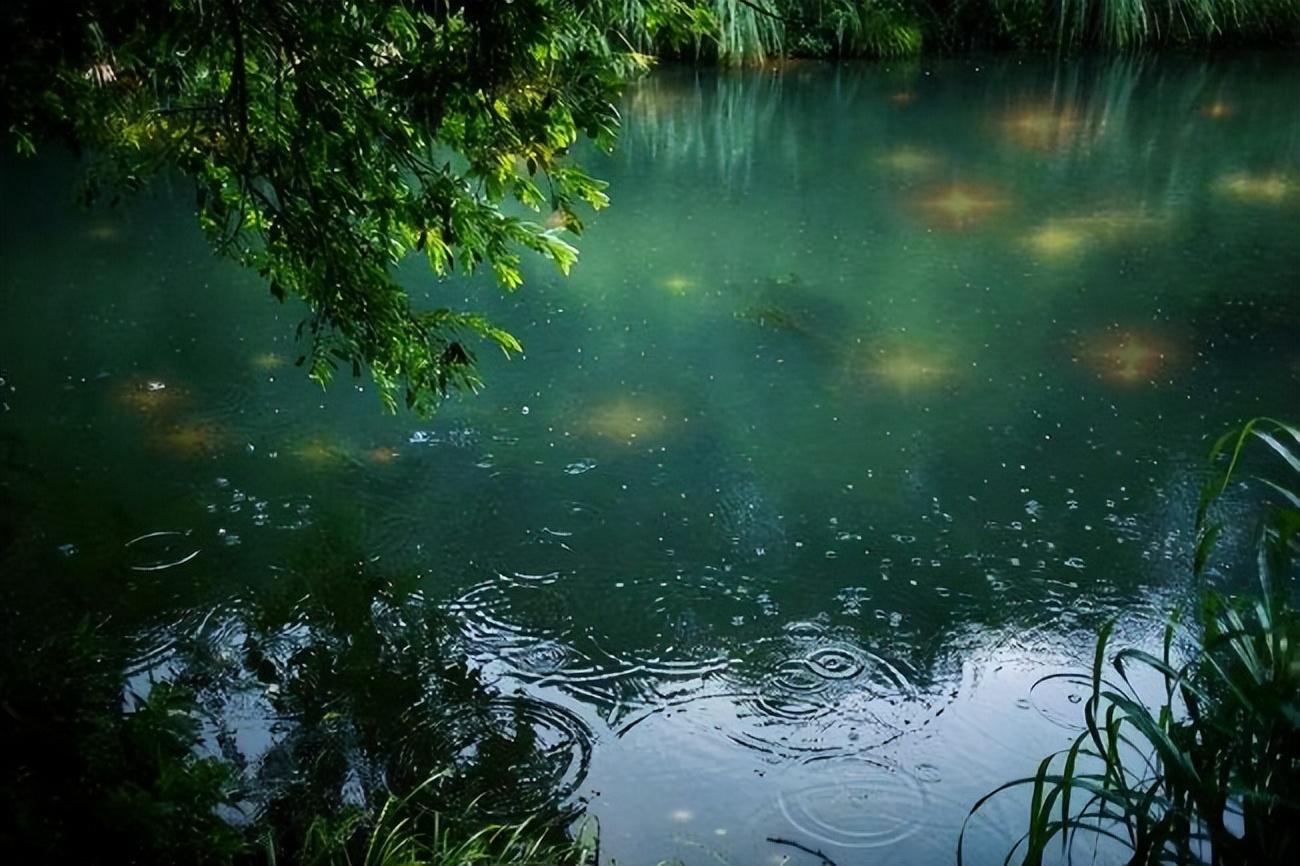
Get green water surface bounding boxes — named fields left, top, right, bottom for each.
left=2, top=54, right=1298, bottom=865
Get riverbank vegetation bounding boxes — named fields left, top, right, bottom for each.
left=963, top=419, right=1300, bottom=865
left=611, top=0, right=1300, bottom=63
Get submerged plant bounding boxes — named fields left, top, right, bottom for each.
left=961, top=418, right=1300, bottom=865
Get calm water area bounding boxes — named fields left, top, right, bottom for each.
left=2, top=54, right=1298, bottom=864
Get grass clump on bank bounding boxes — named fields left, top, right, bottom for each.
left=962, top=418, right=1300, bottom=865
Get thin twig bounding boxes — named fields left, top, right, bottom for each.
left=766, top=836, right=839, bottom=866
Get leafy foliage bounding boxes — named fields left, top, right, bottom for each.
left=604, top=0, right=1298, bottom=62
left=2, top=1, right=706, bottom=414
left=962, top=419, right=1300, bottom=866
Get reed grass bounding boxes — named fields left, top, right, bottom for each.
left=961, top=418, right=1300, bottom=865
left=272, top=774, right=595, bottom=866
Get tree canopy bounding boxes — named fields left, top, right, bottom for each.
left=3, top=1, right=703, bottom=413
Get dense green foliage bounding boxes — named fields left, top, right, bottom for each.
left=2, top=1, right=705, bottom=414
left=963, top=419, right=1300, bottom=865
left=604, top=0, right=1299, bottom=63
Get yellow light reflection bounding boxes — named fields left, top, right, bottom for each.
left=1081, top=332, right=1177, bottom=386
left=660, top=275, right=696, bottom=297
left=364, top=446, right=400, bottom=465
left=915, top=183, right=1010, bottom=230
left=876, top=147, right=940, bottom=174
left=580, top=399, right=670, bottom=443
left=292, top=439, right=349, bottom=466
left=1213, top=172, right=1296, bottom=204
left=1002, top=106, right=1082, bottom=150
left=155, top=422, right=225, bottom=458
left=251, top=352, right=284, bottom=371
left=1023, top=223, right=1089, bottom=260
left=1020, top=209, right=1166, bottom=263
left=852, top=344, right=956, bottom=393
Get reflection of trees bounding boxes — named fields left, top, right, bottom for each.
left=0, top=533, right=589, bottom=864
left=174, top=542, right=593, bottom=855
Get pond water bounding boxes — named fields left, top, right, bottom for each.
left=2, top=55, right=1298, bottom=864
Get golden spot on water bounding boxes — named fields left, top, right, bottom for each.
left=544, top=209, right=569, bottom=230
left=1201, top=102, right=1233, bottom=120
left=914, top=183, right=1010, bottom=230
left=113, top=378, right=181, bottom=414
left=887, top=91, right=916, bottom=107
left=1022, top=223, right=1090, bottom=260
left=1002, top=106, right=1082, bottom=150
left=579, top=399, right=671, bottom=443
left=292, top=439, right=349, bottom=466
left=1080, top=331, right=1177, bottom=386
left=364, top=446, right=400, bottom=465
left=660, top=275, right=696, bottom=297
left=850, top=343, right=956, bottom=393
left=868, top=353, right=954, bottom=391
left=155, top=422, right=225, bottom=458
left=876, top=147, right=940, bottom=173
left=251, top=352, right=285, bottom=371
left=1213, top=172, right=1296, bottom=204
left=1020, top=209, right=1164, bottom=262
left=1067, top=209, right=1166, bottom=238
left=85, top=223, right=122, bottom=242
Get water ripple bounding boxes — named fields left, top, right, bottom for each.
left=775, top=755, right=929, bottom=850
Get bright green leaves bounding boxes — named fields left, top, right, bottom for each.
left=5, top=1, right=688, bottom=414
